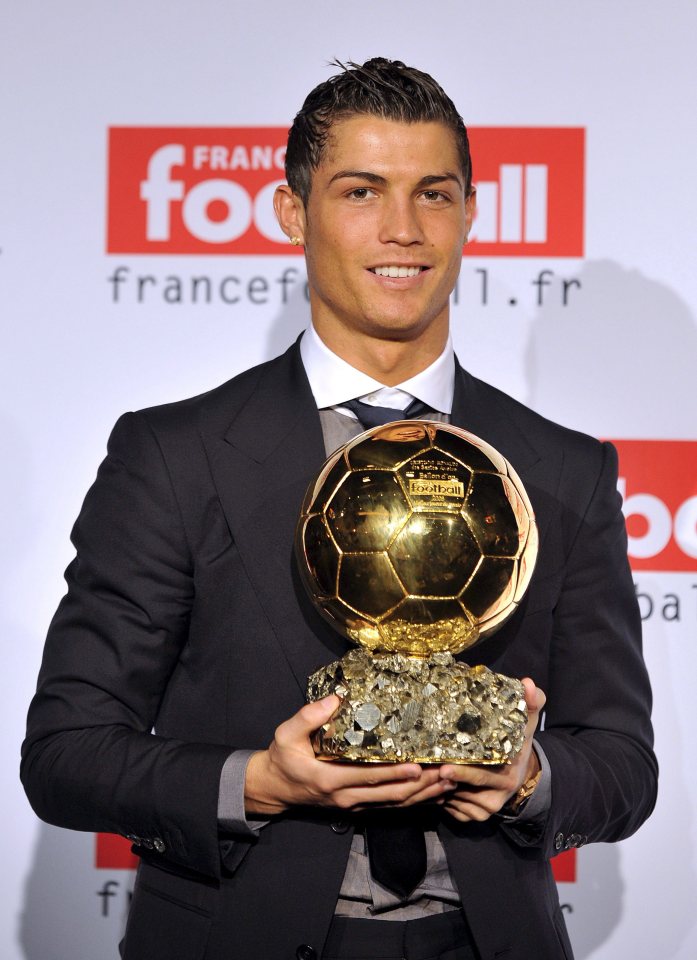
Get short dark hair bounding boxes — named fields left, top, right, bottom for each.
left=285, top=57, right=473, bottom=205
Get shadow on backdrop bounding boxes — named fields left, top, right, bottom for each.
left=525, top=259, right=697, bottom=438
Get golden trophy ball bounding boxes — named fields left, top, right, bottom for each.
left=296, top=421, right=538, bottom=764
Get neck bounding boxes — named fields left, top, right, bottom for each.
left=311, top=319, right=449, bottom=386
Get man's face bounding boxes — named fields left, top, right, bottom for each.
left=278, top=116, right=474, bottom=352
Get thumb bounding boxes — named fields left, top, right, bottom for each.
left=521, top=677, right=546, bottom=714
left=279, top=695, right=341, bottom=743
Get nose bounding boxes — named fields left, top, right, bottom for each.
left=378, top=195, right=424, bottom=245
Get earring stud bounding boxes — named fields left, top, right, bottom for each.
left=289, top=236, right=302, bottom=246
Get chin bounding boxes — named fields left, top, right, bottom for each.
left=363, top=313, right=442, bottom=341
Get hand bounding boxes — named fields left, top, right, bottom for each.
left=244, top=696, right=451, bottom=816
left=437, top=678, right=546, bottom=823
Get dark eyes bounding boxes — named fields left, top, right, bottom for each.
left=346, top=187, right=450, bottom=203
left=422, top=190, right=448, bottom=202
left=347, top=187, right=374, bottom=200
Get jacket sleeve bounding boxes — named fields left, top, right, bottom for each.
left=502, top=440, right=658, bottom=857
left=21, top=412, right=233, bottom=879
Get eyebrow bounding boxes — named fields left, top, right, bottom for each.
left=328, top=170, right=464, bottom=190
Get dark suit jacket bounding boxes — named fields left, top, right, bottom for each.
left=22, top=341, right=657, bottom=960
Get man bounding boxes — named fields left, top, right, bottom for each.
left=22, top=59, right=657, bottom=960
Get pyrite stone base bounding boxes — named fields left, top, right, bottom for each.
left=307, top=648, right=527, bottom=764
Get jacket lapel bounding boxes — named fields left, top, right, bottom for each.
left=451, top=361, right=540, bottom=477
left=451, top=360, right=557, bottom=547
left=200, top=342, right=349, bottom=694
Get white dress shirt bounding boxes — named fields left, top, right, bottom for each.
left=299, top=321, right=455, bottom=417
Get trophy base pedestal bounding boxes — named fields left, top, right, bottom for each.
left=307, top=648, right=527, bottom=764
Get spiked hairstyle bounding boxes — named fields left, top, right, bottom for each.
left=285, top=58, right=473, bottom=204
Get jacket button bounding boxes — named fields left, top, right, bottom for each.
left=331, top=820, right=351, bottom=834
left=554, top=832, right=565, bottom=851
left=567, top=833, right=582, bottom=848
left=153, top=838, right=166, bottom=853
left=296, top=946, right=317, bottom=960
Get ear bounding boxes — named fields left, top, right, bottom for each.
left=273, top=184, right=307, bottom=245
left=464, top=186, right=477, bottom=241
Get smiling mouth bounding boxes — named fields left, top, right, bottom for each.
left=370, top=266, right=427, bottom=278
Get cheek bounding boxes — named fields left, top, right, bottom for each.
left=433, top=251, right=463, bottom=292
left=445, top=238, right=466, bottom=276
left=311, top=225, right=361, bottom=267
left=337, top=229, right=368, bottom=258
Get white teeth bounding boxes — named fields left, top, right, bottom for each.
left=373, top=266, right=422, bottom=278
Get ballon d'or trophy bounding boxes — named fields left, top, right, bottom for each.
left=296, top=421, right=538, bottom=764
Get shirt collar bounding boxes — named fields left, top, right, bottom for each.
left=299, top=324, right=455, bottom=414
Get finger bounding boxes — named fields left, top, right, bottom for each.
left=521, top=677, right=546, bottom=714
left=398, top=778, right=457, bottom=808
left=341, top=763, right=440, bottom=798
left=320, top=760, right=428, bottom=794
left=336, top=771, right=444, bottom=809
left=518, top=680, right=545, bottom=748
left=444, top=788, right=509, bottom=818
left=440, top=775, right=526, bottom=815
left=278, top=696, right=342, bottom=743
left=437, top=763, right=508, bottom=787
left=354, top=779, right=454, bottom=811
left=293, top=760, right=429, bottom=810
left=443, top=798, right=494, bottom=823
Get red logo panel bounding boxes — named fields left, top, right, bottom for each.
left=613, top=440, right=697, bottom=572
left=465, top=127, right=584, bottom=257
left=96, top=833, right=138, bottom=869
left=106, top=126, right=584, bottom=257
left=107, top=127, right=290, bottom=255
left=551, top=850, right=576, bottom=883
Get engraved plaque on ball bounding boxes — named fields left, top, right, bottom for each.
left=296, top=421, right=538, bottom=764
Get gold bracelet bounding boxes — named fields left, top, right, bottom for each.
left=504, top=769, right=542, bottom=815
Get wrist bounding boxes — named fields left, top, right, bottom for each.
left=244, top=750, right=287, bottom=817
left=503, top=748, right=542, bottom=816
left=524, top=745, right=541, bottom=783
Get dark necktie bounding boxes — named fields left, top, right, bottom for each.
left=343, top=396, right=432, bottom=429
left=362, top=808, right=429, bottom=900
left=342, top=395, right=431, bottom=900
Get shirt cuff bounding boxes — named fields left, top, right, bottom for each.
left=498, top=739, right=551, bottom=823
left=217, top=750, right=269, bottom=836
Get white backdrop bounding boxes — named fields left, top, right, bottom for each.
left=3, top=2, right=697, bottom=958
